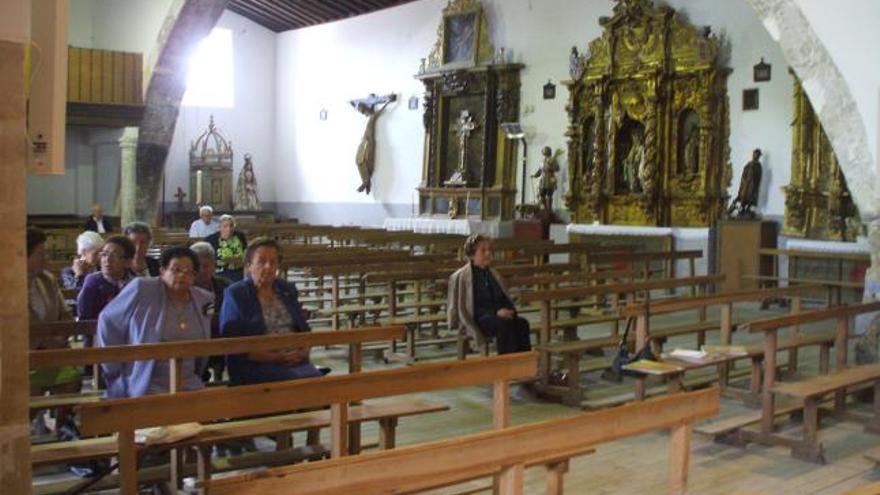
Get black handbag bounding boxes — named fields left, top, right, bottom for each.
left=610, top=314, right=656, bottom=378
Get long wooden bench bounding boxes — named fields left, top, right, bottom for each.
left=713, top=301, right=880, bottom=463
left=520, top=274, right=723, bottom=387
left=77, top=352, right=538, bottom=494
left=208, top=388, right=720, bottom=495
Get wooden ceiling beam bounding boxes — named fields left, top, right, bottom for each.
left=226, top=0, right=418, bottom=32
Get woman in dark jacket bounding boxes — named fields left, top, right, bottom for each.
left=219, top=237, right=323, bottom=385
left=206, top=214, right=247, bottom=282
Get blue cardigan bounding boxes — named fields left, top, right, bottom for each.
left=220, top=277, right=321, bottom=385
left=97, top=278, right=214, bottom=398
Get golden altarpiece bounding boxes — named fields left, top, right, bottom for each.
left=416, top=0, right=521, bottom=221
left=563, top=0, right=732, bottom=227
left=190, top=116, right=234, bottom=211
left=783, top=75, right=861, bottom=241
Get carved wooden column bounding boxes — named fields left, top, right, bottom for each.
left=0, top=39, right=32, bottom=493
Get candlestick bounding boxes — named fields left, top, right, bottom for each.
left=196, top=170, right=203, bottom=206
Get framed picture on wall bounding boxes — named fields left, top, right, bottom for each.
left=441, top=7, right=481, bottom=69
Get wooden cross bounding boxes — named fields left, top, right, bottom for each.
left=174, top=187, right=187, bottom=209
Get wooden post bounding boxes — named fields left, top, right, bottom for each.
left=634, top=311, right=650, bottom=401
left=497, top=464, right=524, bottom=495
left=545, top=460, right=569, bottom=495
left=835, top=316, right=849, bottom=411
left=118, top=428, right=138, bottom=495
left=540, top=300, right=552, bottom=384
left=330, top=402, right=349, bottom=458
left=761, top=331, right=778, bottom=436
left=331, top=274, right=340, bottom=331
left=719, top=303, right=733, bottom=389
left=788, top=296, right=802, bottom=374
left=668, top=422, right=692, bottom=495
left=0, top=40, right=32, bottom=495
left=169, top=357, right=183, bottom=490
left=378, top=417, right=397, bottom=449
left=493, top=380, right=510, bottom=429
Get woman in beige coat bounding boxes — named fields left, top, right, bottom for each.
left=447, top=234, right=531, bottom=354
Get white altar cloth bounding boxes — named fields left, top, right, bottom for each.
left=384, top=217, right=512, bottom=237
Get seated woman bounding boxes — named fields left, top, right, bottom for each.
left=190, top=241, right=230, bottom=382
left=27, top=229, right=81, bottom=427
left=123, top=221, right=160, bottom=277
left=220, top=237, right=323, bottom=385
left=77, top=235, right=135, bottom=321
left=96, top=246, right=213, bottom=398
left=206, top=214, right=247, bottom=282
left=447, top=234, right=532, bottom=355
left=61, top=231, right=104, bottom=290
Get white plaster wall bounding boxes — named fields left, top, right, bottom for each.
left=28, top=6, right=277, bottom=215
left=164, top=10, right=278, bottom=206
left=794, top=0, right=880, bottom=168
left=273, top=0, right=794, bottom=223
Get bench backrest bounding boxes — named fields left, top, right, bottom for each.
left=31, top=326, right=405, bottom=368
left=619, top=284, right=821, bottom=318
left=79, top=352, right=538, bottom=435
left=588, top=249, right=703, bottom=264
left=208, top=387, right=720, bottom=495
left=747, top=301, right=880, bottom=333
left=518, top=274, right=723, bottom=305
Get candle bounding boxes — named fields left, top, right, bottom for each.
left=196, top=170, right=203, bottom=206
left=465, top=191, right=471, bottom=216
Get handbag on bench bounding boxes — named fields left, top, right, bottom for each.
left=610, top=313, right=656, bottom=378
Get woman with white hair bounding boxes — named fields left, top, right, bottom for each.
left=205, top=214, right=248, bottom=282
left=61, top=231, right=105, bottom=290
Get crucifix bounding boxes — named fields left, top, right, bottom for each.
left=445, top=109, right=480, bottom=187
left=174, top=187, right=187, bottom=210
left=350, top=92, right=397, bottom=194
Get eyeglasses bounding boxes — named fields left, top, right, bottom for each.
left=167, top=267, right=196, bottom=276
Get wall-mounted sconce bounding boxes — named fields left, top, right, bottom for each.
left=319, top=108, right=328, bottom=121
left=753, top=58, right=771, bottom=82
left=743, top=88, right=759, bottom=111
left=543, top=80, right=556, bottom=100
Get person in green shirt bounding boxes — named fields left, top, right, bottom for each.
left=205, top=214, right=247, bottom=282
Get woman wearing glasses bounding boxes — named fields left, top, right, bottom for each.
left=76, top=235, right=135, bottom=321
left=96, top=246, right=214, bottom=398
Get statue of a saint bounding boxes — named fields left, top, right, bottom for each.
left=445, top=109, right=479, bottom=186
left=622, top=134, right=644, bottom=193
left=727, top=148, right=763, bottom=218
left=533, top=146, right=561, bottom=212
left=351, top=93, right=397, bottom=194
left=683, top=125, right=699, bottom=174
left=235, top=154, right=261, bottom=211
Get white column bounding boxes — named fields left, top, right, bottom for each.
left=118, top=127, right=139, bottom=226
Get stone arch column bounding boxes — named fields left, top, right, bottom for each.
left=747, top=0, right=880, bottom=356
left=746, top=0, right=879, bottom=222
left=135, top=0, right=230, bottom=224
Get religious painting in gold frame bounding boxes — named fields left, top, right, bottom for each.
left=427, top=0, right=494, bottom=72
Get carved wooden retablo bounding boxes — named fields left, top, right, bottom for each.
left=416, top=0, right=521, bottom=221
left=563, top=0, right=732, bottom=227
left=783, top=74, right=861, bottom=241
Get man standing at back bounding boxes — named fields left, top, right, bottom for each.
left=84, top=204, right=113, bottom=234
left=189, top=205, right=221, bottom=238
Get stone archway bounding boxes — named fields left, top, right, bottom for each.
left=746, top=0, right=879, bottom=222
left=135, top=0, right=230, bottom=224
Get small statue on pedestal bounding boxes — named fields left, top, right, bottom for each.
left=727, top=148, right=763, bottom=219
left=533, top=146, right=560, bottom=213
left=235, top=153, right=261, bottom=211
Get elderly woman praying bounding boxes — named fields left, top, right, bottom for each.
left=61, top=231, right=104, bottom=290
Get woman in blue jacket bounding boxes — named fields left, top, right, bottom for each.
left=220, top=237, right=323, bottom=385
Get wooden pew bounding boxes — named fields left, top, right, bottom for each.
left=520, top=274, right=723, bottom=391
left=618, top=285, right=823, bottom=401
left=77, top=352, right=538, bottom=494
left=588, top=249, right=703, bottom=283
left=756, top=248, right=869, bottom=304
left=707, top=302, right=880, bottom=463
left=208, top=388, right=720, bottom=495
